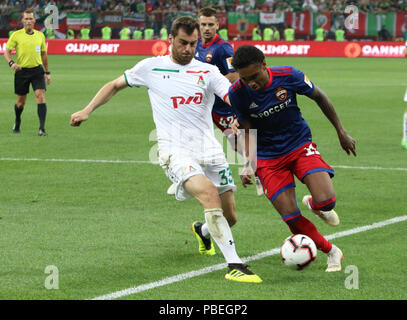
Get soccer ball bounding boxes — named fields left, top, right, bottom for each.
left=280, top=234, right=317, bottom=270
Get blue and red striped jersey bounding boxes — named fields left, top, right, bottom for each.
left=195, top=34, right=235, bottom=116
left=229, top=66, right=315, bottom=158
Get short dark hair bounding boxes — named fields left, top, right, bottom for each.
left=170, top=16, right=199, bottom=37
left=198, top=7, right=218, bottom=18
left=232, top=45, right=265, bottom=70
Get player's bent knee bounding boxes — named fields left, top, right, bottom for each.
left=312, top=195, right=336, bottom=211
left=321, top=200, right=336, bottom=211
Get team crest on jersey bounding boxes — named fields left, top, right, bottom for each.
left=276, top=87, right=287, bottom=101
left=205, top=51, right=213, bottom=63
left=197, top=75, right=206, bottom=86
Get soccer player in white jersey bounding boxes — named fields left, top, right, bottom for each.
left=70, top=16, right=262, bottom=283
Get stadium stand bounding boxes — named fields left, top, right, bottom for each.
left=0, top=0, right=406, bottom=40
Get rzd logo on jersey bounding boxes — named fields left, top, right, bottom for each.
left=171, top=93, right=203, bottom=109
left=276, top=87, right=287, bottom=101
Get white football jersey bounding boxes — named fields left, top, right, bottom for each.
left=124, top=55, right=231, bottom=162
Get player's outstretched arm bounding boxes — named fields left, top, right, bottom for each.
left=308, top=85, right=357, bottom=157
left=70, top=75, right=127, bottom=127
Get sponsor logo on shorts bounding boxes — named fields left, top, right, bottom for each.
left=304, top=144, right=320, bottom=156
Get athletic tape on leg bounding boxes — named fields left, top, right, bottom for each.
left=204, top=208, right=224, bottom=240
left=204, top=208, right=242, bottom=264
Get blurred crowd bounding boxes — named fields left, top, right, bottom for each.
left=1, top=0, right=407, bottom=14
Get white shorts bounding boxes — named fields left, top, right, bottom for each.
left=159, top=153, right=237, bottom=201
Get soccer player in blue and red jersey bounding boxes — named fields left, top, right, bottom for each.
left=194, top=7, right=264, bottom=195
left=195, top=7, right=239, bottom=136
left=229, top=45, right=357, bottom=272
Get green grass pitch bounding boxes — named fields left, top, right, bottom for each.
left=0, top=55, right=406, bottom=300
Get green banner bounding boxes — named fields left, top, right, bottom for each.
left=367, top=12, right=395, bottom=36
left=227, top=12, right=258, bottom=24
left=67, top=12, right=91, bottom=25
left=227, top=12, right=259, bottom=36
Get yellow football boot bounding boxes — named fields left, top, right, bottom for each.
left=191, top=221, right=216, bottom=255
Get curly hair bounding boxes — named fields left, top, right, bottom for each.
left=231, top=45, right=265, bottom=70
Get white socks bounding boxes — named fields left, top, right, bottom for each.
left=204, top=208, right=242, bottom=264
left=403, top=111, right=407, bottom=142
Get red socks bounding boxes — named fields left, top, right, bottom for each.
left=282, top=211, right=332, bottom=253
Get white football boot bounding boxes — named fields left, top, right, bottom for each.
left=302, top=195, right=340, bottom=226
left=326, top=245, right=344, bottom=272
left=167, top=183, right=176, bottom=195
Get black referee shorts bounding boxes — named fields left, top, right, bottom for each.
left=14, top=65, right=46, bottom=96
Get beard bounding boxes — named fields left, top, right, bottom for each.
left=172, top=49, right=194, bottom=65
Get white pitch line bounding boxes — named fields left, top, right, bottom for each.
left=1, top=157, right=407, bottom=172
left=0, top=157, right=154, bottom=164
left=91, top=214, right=407, bottom=300
left=332, top=165, right=407, bottom=172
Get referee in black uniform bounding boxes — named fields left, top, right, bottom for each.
left=3, top=9, right=51, bottom=136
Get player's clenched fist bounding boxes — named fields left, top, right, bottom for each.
left=70, top=110, right=89, bottom=126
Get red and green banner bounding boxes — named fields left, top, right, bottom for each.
left=6, top=10, right=407, bottom=38
left=67, top=12, right=91, bottom=30
left=8, top=12, right=21, bottom=29
left=285, top=11, right=312, bottom=35
left=227, top=12, right=259, bottom=37
left=218, top=12, right=228, bottom=29
left=122, top=13, right=145, bottom=29
left=395, top=12, right=407, bottom=37
left=345, top=11, right=367, bottom=37
left=346, top=12, right=407, bottom=37
left=95, top=12, right=123, bottom=28
left=312, top=12, right=331, bottom=34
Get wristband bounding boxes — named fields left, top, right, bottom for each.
left=45, top=71, right=50, bottom=75
left=8, top=60, right=14, bottom=67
